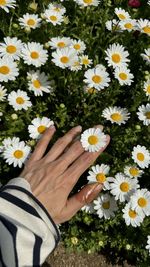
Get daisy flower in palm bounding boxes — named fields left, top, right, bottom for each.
left=48, top=37, right=72, bottom=50
left=105, top=43, right=130, bottom=68
left=137, top=103, right=150, bottom=126
left=102, top=106, right=130, bottom=125
left=124, top=165, right=143, bottom=179
left=105, top=19, right=122, bottom=32
left=75, top=0, right=100, bottom=7
left=132, top=145, right=150, bottom=169
left=0, top=37, right=22, bottom=60
left=80, top=128, right=107, bottom=152
left=137, top=19, right=150, bottom=35
left=27, top=70, right=53, bottom=96
left=94, top=193, right=118, bottom=219
left=122, top=202, right=145, bottom=227
left=114, top=66, right=134, bottom=86
left=80, top=55, right=93, bottom=68
left=0, top=0, right=16, bottom=13
left=84, top=65, right=110, bottom=90
left=81, top=203, right=95, bottom=213
left=48, top=3, right=66, bottom=15
left=2, top=141, right=31, bottom=168
left=115, top=8, right=130, bottom=21
left=8, top=89, right=32, bottom=111
left=44, top=10, right=64, bottom=26
left=109, top=173, right=139, bottom=202
left=141, top=48, right=150, bottom=65
left=0, top=85, right=7, bottom=101
left=28, top=117, right=54, bottom=139
left=87, top=164, right=111, bottom=190
left=52, top=47, right=78, bottom=69
left=0, top=58, right=19, bottom=82
left=71, top=40, right=86, bottom=54
left=18, top=13, right=42, bottom=30
left=130, top=188, right=150, bottom=216
left=119, top=19, right=137, bottom=32
left=146, top=236, right=150, bottom=255
left=21, top=42, right=48, bottom=67
left=143, top=79, right=150, bottom=99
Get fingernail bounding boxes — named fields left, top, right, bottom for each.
left=75, top=125, right=82, bottom=132
left=85, top=183, right=103, bottom=203
left=49, top=124, right=55, bottom=129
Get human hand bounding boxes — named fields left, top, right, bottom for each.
left=19, top=125, right=110, bottom=224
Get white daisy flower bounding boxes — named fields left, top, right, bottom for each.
left=102, top=106, right=130, bottom=125
left=124, top=165, right=144, bottom=179
left=137, top=19, right=150, bottom=35
left=52, top=47, right=78, bottom=69
left=130, top=188, right=150, bottom=216
left=48, top=3, right=66, bottom=15
left=80, top=55, right=93, bottom=68
left=105, top=19, right=122, bottom=32
left=70, top=59, right=82, bottom=71
left=146, top=236, right=150, bottom=255
left=8, top=89, right=32, bottom=111
left=114, top=66, right=134, bottom=86
left=83, top=86, right=98, bottom=94
left=143, top=79, right=150, bottom=99
left=28, top=117, right=54, bottom=139
left=21, top=42, right=48, bottom=67
left=48, top=37, right=72, bottom=49
left=109, top=173, right=139, bottom=202
left=27, top=70, right=53, bottom=96
left=141, top=48, right=150, bottom=65
left=105, top=43, right=130, bottom=68
left=0, top=58, right=19, bottom=82
left=122, top=202, right=145, bottom=227
left=87, top=164, right=111, bottom=190
left=0, top=37, right=22, bottom=60
left=18, top=13, right=42, bottom=30
left=132, top=145, right=150, bottom=169
left=44, top=10, right=64, bottom=25
left=80, top=127, right=107, bottom=152
left=0, top=85, right=7, bottom=101
left=84, top=65, right=110, bottom=90
left=75, top=0, right=100, bottom=7
left=119, top=19, right=137, bottom=32
left=137, top=103, right=150, bottom=126
left=71, top=39, right=86, bottom=54
left=81, top=202, right=95, bottom=213
left=0, top=0, right=16, bottom=13
left=115, top=8, right=130, bottom=20
left=94, top=193, right=118, bottom=219
left=2, top=141, right=31, bottom=168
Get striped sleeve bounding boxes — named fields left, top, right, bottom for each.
left=0, top=177, right=61, bottom=267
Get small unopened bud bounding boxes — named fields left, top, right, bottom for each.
left=11, top=114, right=18, bottom=120
left=28, top=2, right=38, bottom=11
left=71, top=237, right=78, bottom=245
left=25, top=26, right=31, bottom=33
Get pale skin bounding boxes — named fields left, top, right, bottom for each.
left=19, top=125, right=110, bottom=225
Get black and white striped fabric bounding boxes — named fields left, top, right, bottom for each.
left=0, top=177, right=60, bottom=267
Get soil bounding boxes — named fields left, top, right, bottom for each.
left=42, top=243, right=136, bottom=267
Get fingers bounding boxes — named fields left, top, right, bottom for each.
left=27, top=126, right=56, bottom=163
left=43, top=125, right=82, bottom=163
left=62, top=183, right=103, bottom=222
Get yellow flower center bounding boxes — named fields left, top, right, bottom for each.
left=110, top=112, right=122, bottom=122
left=60, top=56, right=69, bottom=64
left=146, top=85, right=150, bottom=94
left=120, top=182, right=129, bottom=192
left=138, top=197, right=147, bottom=208
left=129, top=167, right=139, bottom=177
left=0, top=0, right=6, bottom=6
left=74, top=44, right=81, bottom=50
left=37, top=125, right=47, bottom=134
left=83, top=0, right=93, bottom=4
left=119, top=73, right=128, bottom=80
left=0, top=66, right=10, bottom=75
left=6, top=45, right=17, bottom=54
left=88, top=135, right=99, bottom=145
left=49, top=15, right=57, bottom=21
left=102, top=201, right=110, bottom=209
left=96, top=173, right=106, bottom=183
left=27, top=18, right=36, bottom=26
left=129, top=209, right=137, bottom=218
left=92, top=75, right=102, bottom=84
left=16, top=97, right=25, bottom=104
left=30, top=51, right=39, bottom=59
left=88, top=87, right=96, bottom=94
left=137, top=153, right=145, bottom=161
left=124, top=23, right=133, bottom=29
left=82, top=58, right=89, bottom=65
left=13, top=150, right=24, bottom=159
left=57, top=42, right=66, bottom=48
left=145, top=111, right=150, bottom=119
left=143, top=26, right=150, bottom=34
left=33, top=79, right=41, bottom=89
left=112, top=53, right=121, bottom=63
left=118, top=14, right=126, bottom=20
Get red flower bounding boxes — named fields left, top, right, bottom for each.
left=128, top=0, right=141, bottom=7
